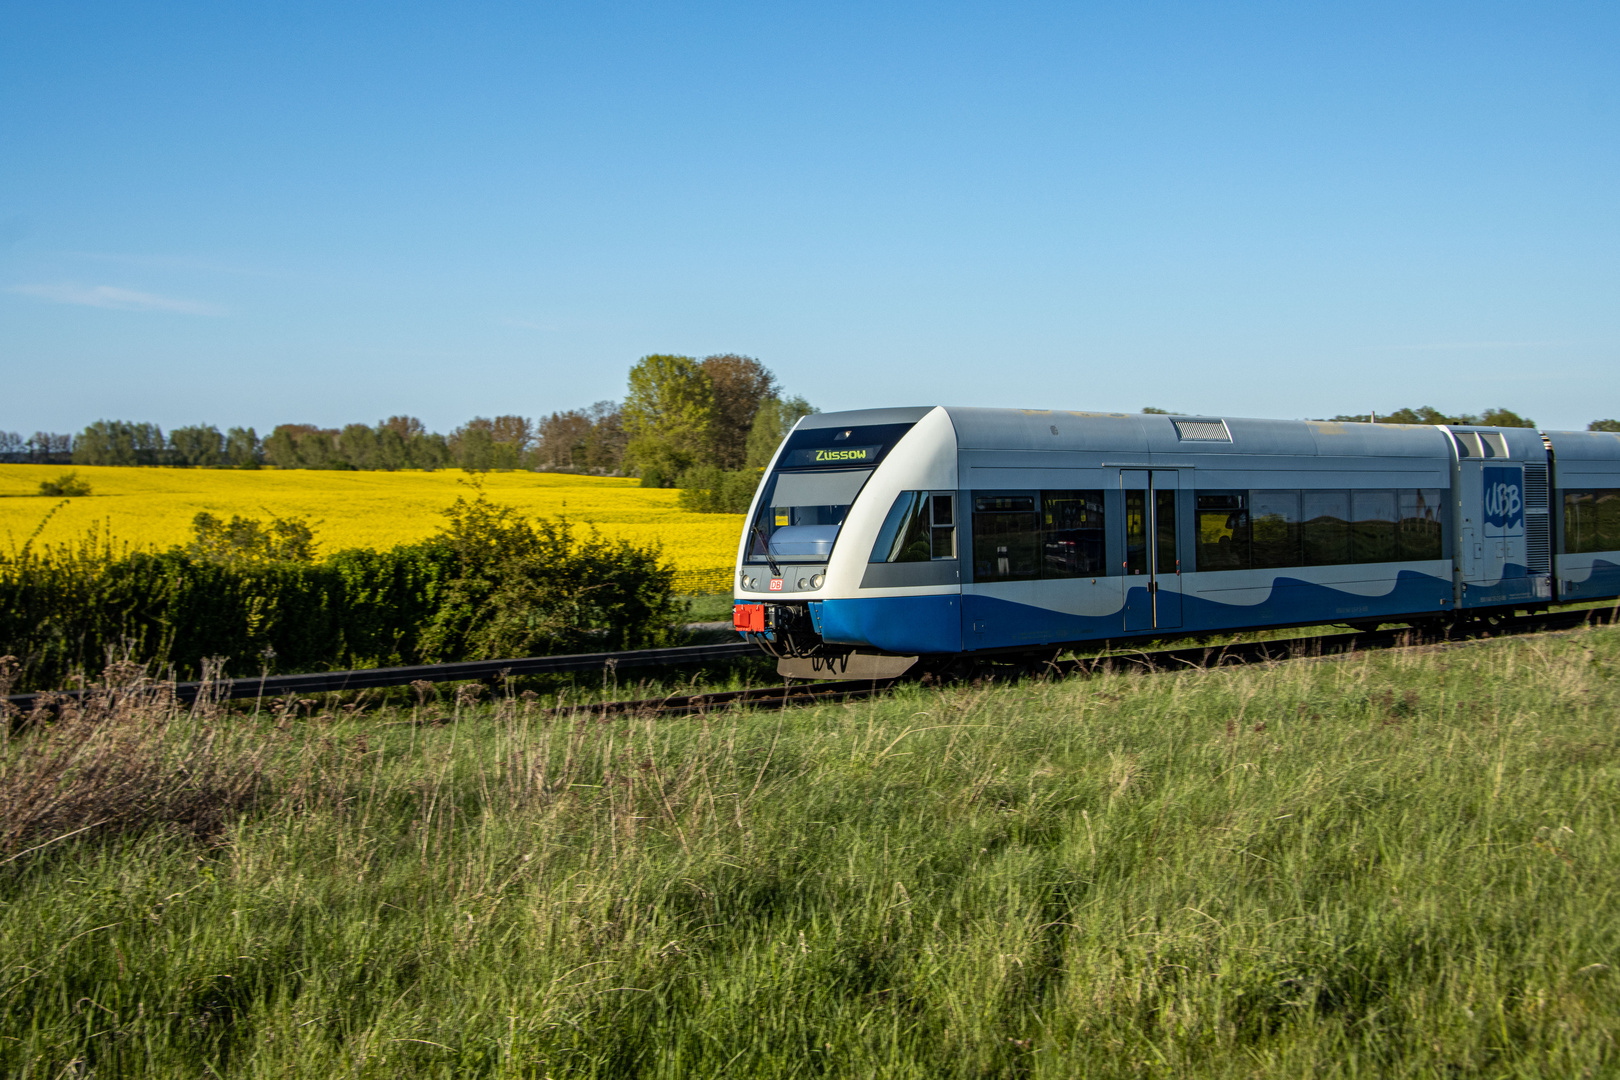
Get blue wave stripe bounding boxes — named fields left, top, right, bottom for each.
left=1560, top=557, right=1620, bottom=602
left=819, top=595, right=963, bottom=654
left=821, top=570, right=1456, bottom=655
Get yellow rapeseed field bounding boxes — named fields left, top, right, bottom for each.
left=0, top=465, right=745, bottom=591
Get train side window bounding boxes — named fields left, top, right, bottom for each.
left=1302, top=491, right=1350, bottom=566
left=1041, top=490, right=1106, bottom=577
left=1598, top=490, right=1619, bottom=552
left=1453, top=432, right=1483, bottom=458
left=1398, top=488, right=1445, bottom=560
left=870, top=492, right=932, bottom=563
left=1196, top=493, right=1249, bottom=571
left=973, top=494, right=1040, bottom=582
left=1250, top=491, right=1301, bottom=568
left=1565, top=489, right=1620, bottom=553
left=1564, top=491, right=1591, bottom=553
left=931, top=494, right=956, bottom=559
left=1155, top=490, right=1177, bottom=575
left=1351, top=490, right=1399, bottom=563
left=1124, top=491, right=1147, bottom=575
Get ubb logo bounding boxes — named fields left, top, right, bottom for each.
left=1483, top=466, right=1524, bottom=535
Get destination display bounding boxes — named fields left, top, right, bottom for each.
left=783, top=445, right=883, bottom=468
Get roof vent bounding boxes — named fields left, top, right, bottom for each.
left=1171, top=418, right=1231, bottom=442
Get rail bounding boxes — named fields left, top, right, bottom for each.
left=8, top=605, right=1616, bottom=718
left=546, top=605, right=1620, bottom=720
left=4, top=641, right=758, bottom=713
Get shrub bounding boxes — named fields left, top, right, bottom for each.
left=35, top=472, right=90, bottom=497
left=0, top=493, right=681, bottom=692
left=417, top=489, right=680, bottom=660
left=187, top=511, right=316, bottom=564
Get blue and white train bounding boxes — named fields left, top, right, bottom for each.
left=730, top=407, right=1620, bottom=679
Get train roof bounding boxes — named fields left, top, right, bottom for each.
left=802, top=406, right=1455, bottom=459
left=1543, top=429, right=1620, bottom=464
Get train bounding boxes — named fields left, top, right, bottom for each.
left=730, top=406, right=1620, bottom=679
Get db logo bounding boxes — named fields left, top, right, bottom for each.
left=769, top=578, right=783, bottom=591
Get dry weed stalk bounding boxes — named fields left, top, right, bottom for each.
left=0, top=661, right=266, bottom=864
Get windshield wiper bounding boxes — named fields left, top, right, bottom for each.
left=751, top=523, right=782, bottom=578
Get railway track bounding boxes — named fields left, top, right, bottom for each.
left=4, top=641, right=758, bottom=713
left=548, top=604, right=1619, bottom=720
left=8, top=605, right=1615, bottom=720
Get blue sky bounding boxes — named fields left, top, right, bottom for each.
left=3, top=1, right=1617, bottom=436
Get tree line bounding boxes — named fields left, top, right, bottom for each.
left=9, top=382, right=1615, bottom=516
left=1323, top=406, right=1541, bottom=427
left=1144, top=404, right=1615, bottom=430
left=3, top=353, right=817, bottom=488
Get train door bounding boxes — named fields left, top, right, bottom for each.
left=1448, top=428, right=1553, bottom=608
left=1121, top=470, right=1183, bottom=632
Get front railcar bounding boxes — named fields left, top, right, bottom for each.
left=733, top=406, right=962, bottom=679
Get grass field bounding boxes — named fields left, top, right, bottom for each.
left=3, top=626, right=1618, bottom=1077
left=0, top=465, right=744, bottom=587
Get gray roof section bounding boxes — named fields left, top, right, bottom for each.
left=1544, top=429, right=1620, bottom=464
left=940, top=407, right=1453, bottom=460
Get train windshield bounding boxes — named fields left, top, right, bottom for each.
left=747, top=469, right=872, bottom=562
left=745, top=421, right=916, bottom=565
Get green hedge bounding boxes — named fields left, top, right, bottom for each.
left=0, top=494, right=680, bottom=694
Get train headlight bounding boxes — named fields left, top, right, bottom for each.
left=797, top=577, right=809, bottom=590
left=810, top=573, right=825, bottom=589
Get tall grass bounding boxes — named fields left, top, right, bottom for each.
left=2, top=628, right=1618, bottom=1077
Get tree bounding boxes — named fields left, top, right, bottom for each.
left=700, top=354, right=778, bottom=469
left=451, top=419, right=498, bottom=471
left=451, top=417, right=526, bottom=471
left=538, top=409, right=594, bottom=469
left=745, top=395, right=818, bottom=469
left=415, top=432, right=453, bottom=470
left=490, top=415, right=535, bottom=459
left=676, top=465, right=765, bottom=513
left=1480, top=407, right=1534, bottom=428
left=339, top=423, right=382, bottom=469
left=1141, top=407, right=1169, bottom=414
left=584, top=401, right=628, bottom=470
left=623, top=355, right=717, bottom=484
left=381, top=415, right=426, bottom=440
left=169, top=424, right=225, bottom=467
left=224, top=427, right=262, bottom=468
left=30, top=432, right=75, bottom=464
left=376, top=416, right=446, bottom=470
left=73, top=421, right=162, bottom=465
left=73, top=422, right=131, bottom=465
left=1589, top=419, right=1620, bottom=432
left=264, top=424, right=341, bottom=469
